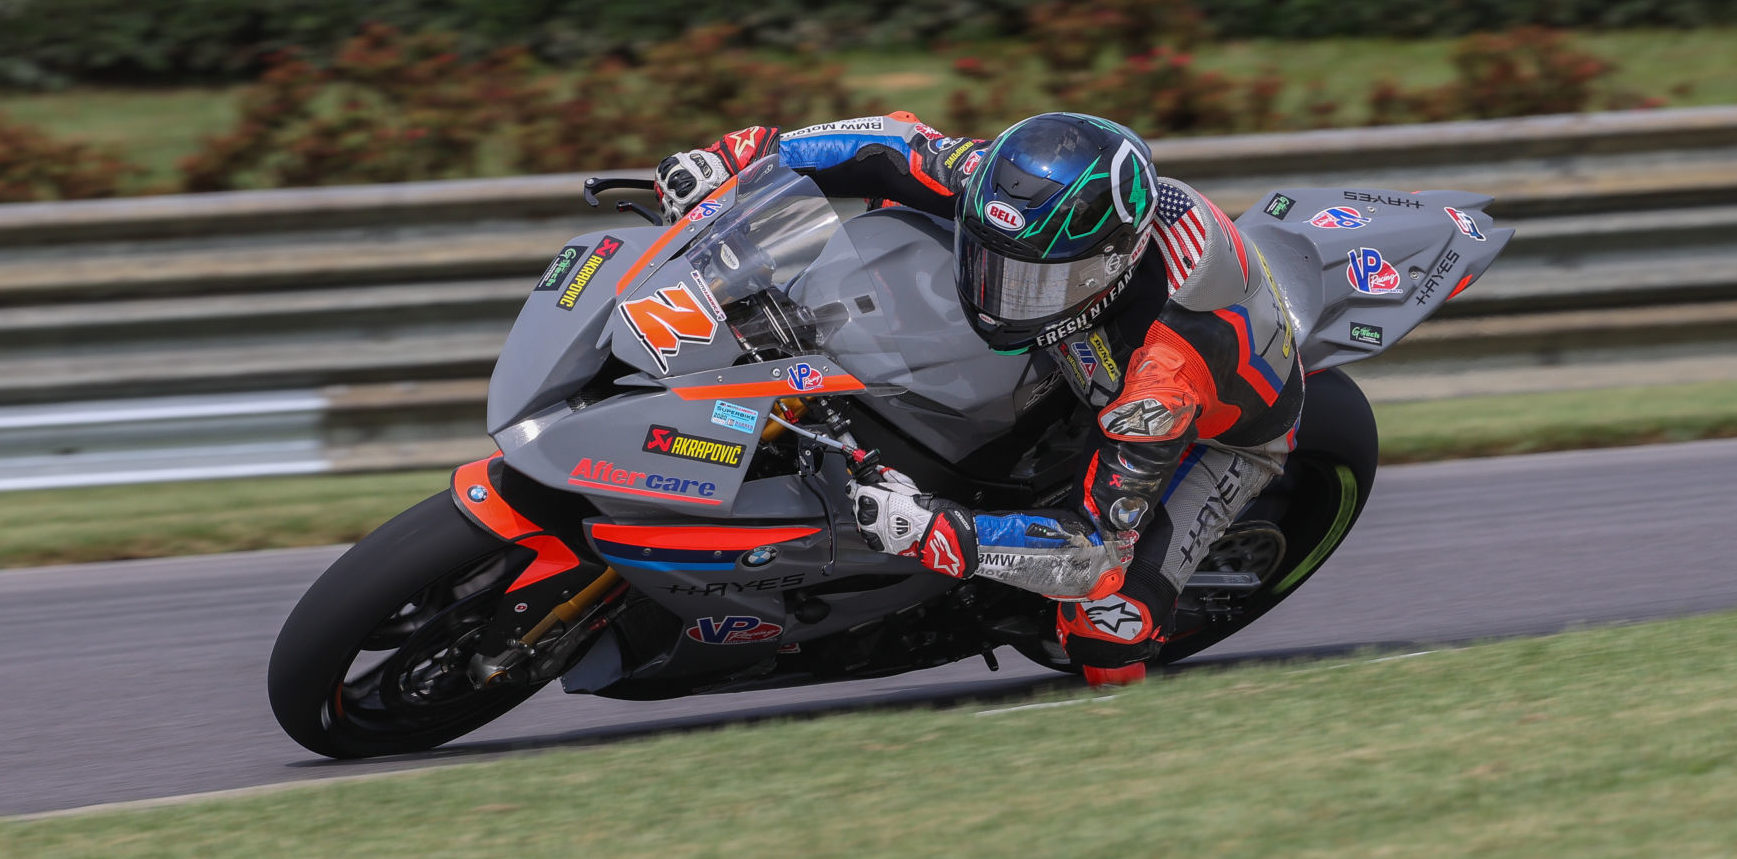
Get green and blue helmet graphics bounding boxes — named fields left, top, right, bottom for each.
left=957, top=113, right=1159, bottom=351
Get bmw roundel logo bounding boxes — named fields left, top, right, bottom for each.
left=467, top=484, right=489, bottom=502
left=742, top=546, right=778, bottom=567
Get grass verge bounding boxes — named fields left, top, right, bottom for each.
left=7, top=608, right=1737, bottom=855
left=1, top=379, right=1735, bottom=569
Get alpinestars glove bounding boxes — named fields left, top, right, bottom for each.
left=653, top=125, right=779, bottom=224
left=846, top=467, right=978, bottom=578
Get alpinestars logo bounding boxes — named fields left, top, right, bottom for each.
left=922, top=518, right=966, bottom=577
left=1082, top=595, right=1147, bottom=641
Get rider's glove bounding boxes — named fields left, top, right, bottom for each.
left=654, top=149, right=730, bottom=224
left=846, top=466, right=978, bottom=579
left=653, top=125, right=779, bottom=224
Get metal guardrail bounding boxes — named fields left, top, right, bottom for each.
left=3, top=107, right=1736, bottom=490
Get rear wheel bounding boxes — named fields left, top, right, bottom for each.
left=268, top=493, right=571, bottom=758
left=1157, top=368, right=1377, bottom=664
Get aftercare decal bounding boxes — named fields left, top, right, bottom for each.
left=686, top=616, right=783, bottom=644
left=536, top=244, right=588, bottom=291
left=1345, top=247, right=1402, bottom=295
left=1444, top=206, right=1488, bottom=241
left=1263, top=194, right=1295, bottom=219
left=1350, top=322, right=1384, bottom=345
left=620, top=284, right=719, bottom=372
left=1308, top=206, right=1371, bottom=229
left=557, top=235, right=623, bottom=310
left=568, top=458, right=720, bottom=504
left=711, top=400, right=759, bottom=434
left=642, top=424, right=746, bottom=468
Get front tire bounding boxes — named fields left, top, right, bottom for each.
left=268, top=493, right=548, bottom=758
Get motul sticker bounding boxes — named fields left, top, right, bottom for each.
left=1345, top=247, right=1402, bottom=295
left=686, top=615, right=783, bottom=644
left=621, top=284, right=718, bottom=372
left=985, top=200, right=1025, bottom=231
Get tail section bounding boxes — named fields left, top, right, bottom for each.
left=1236, top=189, right=1514, bottom=372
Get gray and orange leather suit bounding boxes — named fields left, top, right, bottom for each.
left=698, top=114, right=1303, bottom=678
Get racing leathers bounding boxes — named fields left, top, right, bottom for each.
left=657, top=113, right=1304, bottom=679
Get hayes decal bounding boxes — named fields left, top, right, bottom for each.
left=536, top=244, right=587, bottom=291
left=642, top=424, right=746, bottom=467
left=1342, top=190, right=1422, bottom=209
left=711, top=400, right=759, bottom=434
left=686, top=615, right=783, bottom=644
left=1308, top=206, right=1371, bottom=229
left=1444, top=206, right=1488, bottom=241
left=787, top=362, right=824, bottom=392
left=558, top=235, right=623, bottom=310
left=567, top=458, right=719, bottom=503
left=1345, top=247, right=1402, bottom=295
left=620, top=284, right=719, bottom=372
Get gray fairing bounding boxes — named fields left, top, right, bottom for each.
left=487, top=224, right=668, bottom=433
left=1236, top=188, right=1514, bottom=371
left=790, top=207, right=1043, bottom=461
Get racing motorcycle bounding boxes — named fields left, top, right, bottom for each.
left=268, top=154, right=1512, bottom=758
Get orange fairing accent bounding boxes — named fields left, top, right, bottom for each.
left=591, top=523, right=820, bottom=551
left=1447, top=273, right=1476, bottom=301
left=672, top=373, right=866, bottom=401
left=451, top=453, right=586, bottom=593
left=454, top=454, right=538, bottom=541
left=615, top=176, right=740, bottom=295
left=507, top=534, right=581, bottom=593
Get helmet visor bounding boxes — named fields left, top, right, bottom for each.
left=956, top=227, right=1127, bottom=322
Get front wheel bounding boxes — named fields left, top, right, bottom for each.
left=268, top=493, right=552, bottom=758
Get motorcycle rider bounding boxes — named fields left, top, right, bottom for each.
left=654, top=112, right=1301, bottom=685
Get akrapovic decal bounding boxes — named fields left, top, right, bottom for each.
left=642, top=424, right=745, bottom=468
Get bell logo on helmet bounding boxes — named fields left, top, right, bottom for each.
left=985, top=201, right=1025, bottom=231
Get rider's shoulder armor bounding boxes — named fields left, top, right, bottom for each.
left=1150, top=177, right=1265, bottom=313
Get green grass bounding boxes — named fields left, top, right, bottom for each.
left=1374, top=379, right=1737, bottom=463
left=1, top=379, right=1734, bottom=569
left=9, top=607, right=1737, bottom=854
left=5, top=27, right=1734, bottom=191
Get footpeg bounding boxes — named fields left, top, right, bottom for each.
left=1182, top=571, right=1263, bottom=592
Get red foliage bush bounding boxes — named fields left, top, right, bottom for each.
left=0, top=113, right=139, bottom=202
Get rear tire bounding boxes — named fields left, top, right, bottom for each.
left=268, top=493, right=550, bottom=758
left=1157, top=368, right=1378, bottom=664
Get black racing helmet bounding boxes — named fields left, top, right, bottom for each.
left=956, top=113, right=1159, bottom=353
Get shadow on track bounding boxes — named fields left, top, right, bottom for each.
left=283, top=640, right=1436, bottom=770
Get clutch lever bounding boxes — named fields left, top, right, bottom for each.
left=583, top=176, right=662, bottom=225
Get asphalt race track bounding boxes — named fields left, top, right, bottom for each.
left=5, top=439, right=1736, bottom=817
